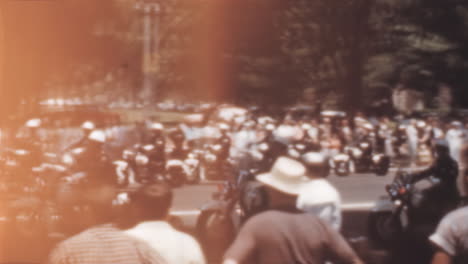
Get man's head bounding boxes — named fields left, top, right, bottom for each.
left=129, top=183, right=173, bottom=222
left=256, top=157, right=307, bottom=210
left=434, top=139, right=450, bottom=159
left=82, top=172, right=119, bottom=225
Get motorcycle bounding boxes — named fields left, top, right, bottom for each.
left=199, top=144, right=235, bottom=182
left=196, top=177, right=268, bottom=262
left=331, top=153, right=352, bottom=177
left=347, top=140, right=390, bottom=176
left=368, top=170, right=452, bottom=248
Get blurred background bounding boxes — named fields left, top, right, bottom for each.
left=0, top=0, right=468, bottom=119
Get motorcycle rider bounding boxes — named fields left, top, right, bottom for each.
left=167, top=126, right=189, bottom=160
left=144, top=122, right=167, bottom=165
left=62, top=121, right=96, bottom=153
left=63, top=130, right=114, bottom=183
left=411, top=139, right=460, bottom=215
left=17, top=118, right=44, bottom=170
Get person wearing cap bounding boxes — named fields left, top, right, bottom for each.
left=223, top=157, right=363, bottom=264
left=297, top=152, right=342, bottom=230
left=125, top=183, right=206, bottom=264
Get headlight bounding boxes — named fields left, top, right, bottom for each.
left=258, top=143, right=269, bottom=152
left=142, top=144, right=155, bottom=152
left=205, top=154, right=217, bottom=163
left=135, top=154, right=149, bottom=165
left=394, top=200, right=402, bottom=206
left=62, top=154, right=75, bottom=166
left=288, top=149, right=300, bottom=159
left=352, top=149, right=363, bottom=158
left=372, top=155, right=382, bottom=163
left=334, top=154, right=350, bottom=162
left=296, top=144, right=306, bottom=151
left=15, top=149, right=29, bottom=156
left=360, top=142, right=370, bottom=149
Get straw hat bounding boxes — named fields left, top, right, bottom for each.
left=256, top=157, right=308, bottom=195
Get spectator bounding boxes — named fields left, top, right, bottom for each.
left=297, top=152, right=342, bottom=230
left=407, top=120, right=419, bottom=167
left=446, top=121, right=465, bottom=164
left=125, top=183, right=206, bottom=264
left=429, top=206, right=468, bottom=264
left=48, top=175, right=166, bottom=264
left=223, top=157, right=363, bottom=264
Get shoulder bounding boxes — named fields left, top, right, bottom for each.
left=242, top=211, right=285, bottom=227
left=443, top=206, right=468, bottom=224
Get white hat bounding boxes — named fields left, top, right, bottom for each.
left=25, top=118, right=41, bottom=128
left=256, top=156, right=308, bottom=195
left=149, top=122, right=164, bottom=131
left=81, top=121, right=95, bottom=130
left=218, top=122, right=230, bottom=131
left=88, top=130, right=106, bottom=143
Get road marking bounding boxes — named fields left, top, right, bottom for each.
left=341, top=202, right=375, bottom=210
left=170, top=202, right=377, bottom=216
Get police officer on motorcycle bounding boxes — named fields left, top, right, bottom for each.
left=167, top=126, right=189, bottom=160
left=411, top=139, right=460, bottom=214
left=63, top=130, right=114, bottom=183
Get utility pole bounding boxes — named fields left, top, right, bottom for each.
left=135, top=0, right=161, bottom=105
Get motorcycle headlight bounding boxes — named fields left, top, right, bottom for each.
left=135, top=154, right=149, bottom=165
left=62, top=154, right=75, bottom=166
left=334, top=154, right=350, bottom=162
left=15, top=149, right=29, bottom=156
left=258, top=143, right=269, bottom=152
left=394, top=200, right=402, bottom=206
left=205, top=154, right=217, bottom=163
left=372, top=155, right=382, bottom=163
left=360, top=142, right=370, bottom=149
left=352, top=149, right=363, bottom=158
left=296, top=144, right=306, bottom=151
left=288, top=149, right=300, bottom=159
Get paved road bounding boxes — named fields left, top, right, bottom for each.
left=170, top=171, right=398, bottom=235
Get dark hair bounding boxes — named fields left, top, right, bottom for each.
left=130, top=183, right=173, bottom=221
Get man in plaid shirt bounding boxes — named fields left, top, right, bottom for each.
left=48, top=173, right=166, bottom=264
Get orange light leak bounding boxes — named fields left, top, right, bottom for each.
left=188, top=1, right=233, bottom=102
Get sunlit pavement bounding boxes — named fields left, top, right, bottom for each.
left=170, top=172, right=396, bottom=232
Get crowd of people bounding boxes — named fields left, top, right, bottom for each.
left=2, top=105, right=468, bottom=263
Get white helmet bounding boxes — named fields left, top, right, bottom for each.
left=88, top=130, right=107, bottom=143
left=81, top=121, right=96, bottom=130
left=25, top=118, right=41, bottom=128
left=149, top=122, right=164, bottom=131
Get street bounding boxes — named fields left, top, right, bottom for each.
left=170, top=170, right=399, bottom=236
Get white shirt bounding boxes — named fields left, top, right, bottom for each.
left=296, top=179, right=342, bottom=231
left=429, top=206, right=468, bottom=261
left=125, top=221, right=206, bottom=264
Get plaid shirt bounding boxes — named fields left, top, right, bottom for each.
left=48, top=224, right=167, bottom=264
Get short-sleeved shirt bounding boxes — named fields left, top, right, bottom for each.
left=48, top=224, right=166, bottom=264
left=296, top=179, right=342, bottom=230
left=429, top=206, right=468, bottom=263
left=125, top=221, right=206, bottom=264
left=224, top=211, right=359, bottom=264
